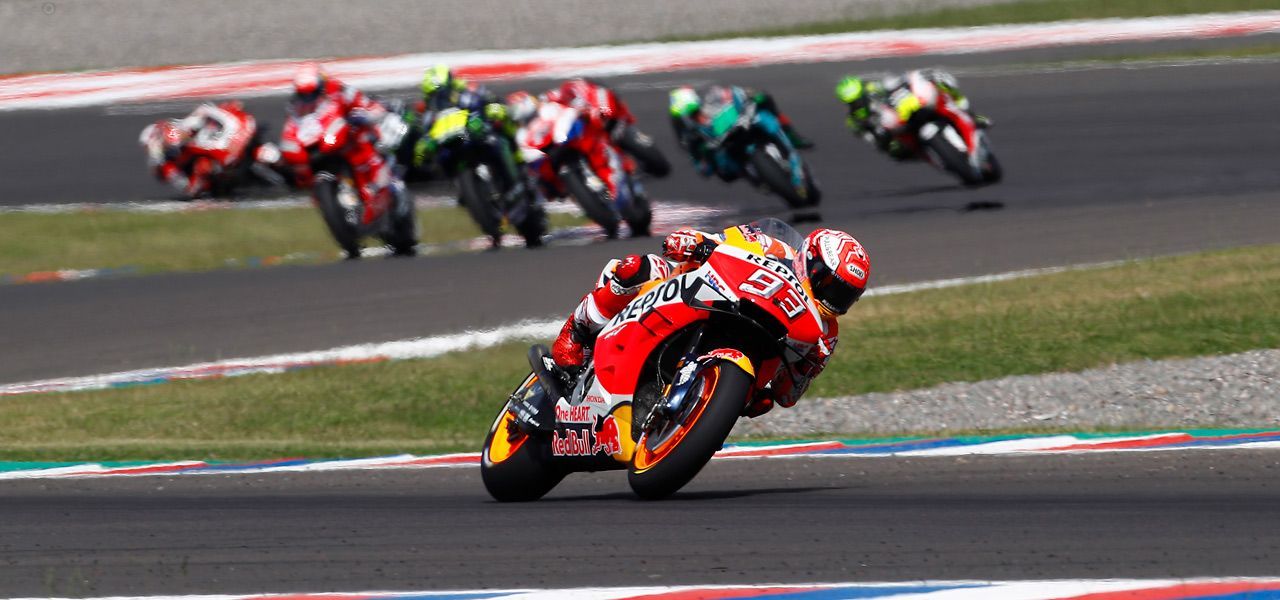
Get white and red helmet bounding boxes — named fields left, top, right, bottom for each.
left=292, top=64, right=327, bottom=103
left=803, top=228, right=871, bottom=317
left=506, top=90, right=540, bottom=125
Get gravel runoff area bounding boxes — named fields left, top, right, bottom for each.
left=734, top=349, right=1280, bottom=438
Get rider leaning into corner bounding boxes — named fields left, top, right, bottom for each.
left=412, top=64, right=536, bottom=203
left=281, top=64, right=407, bottom=207
left=549, top=222, right=871, bottom=418
left=836, top=69, right=986, bottom=161
left=668, top=84, right=815, bottom=181
left=140, top=101, right=256, bottom=199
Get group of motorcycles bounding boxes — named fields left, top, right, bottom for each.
left=138, top=70, right=999, bottom=258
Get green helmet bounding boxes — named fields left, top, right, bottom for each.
left=669, top=86, right=700, bottom=118
left=835, top=76, right=865, bottom=104
left=421, top=64, right=453, bottom=97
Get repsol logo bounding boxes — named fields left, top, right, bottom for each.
left=608, top=275, right=689, bottom=327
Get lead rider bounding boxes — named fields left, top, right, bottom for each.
left=550, top=223, right=871, bottom=418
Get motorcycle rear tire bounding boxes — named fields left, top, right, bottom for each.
left=562, top=162, right=621, bottom=239
left=617, top=127, right=671, bottom=178
left=481, top=376, right=566, bottom=502
left=749, top=147, right=808, bottom=208
left=627, top=361, right=752, bottom=500
left=459, top=167, right=504, bottom=247
left=314, top=177, right=362, bottom=259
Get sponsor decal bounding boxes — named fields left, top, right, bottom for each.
left=583, top=394, right=607, bottom=406
left=556, top=404, right=594, bottom=423
left=551, top=415, right=622, bottom=457
left=847, top=264, right=866, bottom=280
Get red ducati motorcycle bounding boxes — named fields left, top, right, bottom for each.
left=281, top=100, right=417, bottom=258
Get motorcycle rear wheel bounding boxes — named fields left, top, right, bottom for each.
left=617, top=127, right=671, bottom=178
left=628, top=361, right=752, bottom=500
left=481, top=374, right=565, bottom=502
left=620, top=181, right=652, bottom=238
left=981, top=142, right=1003, bottom=184
left=561, top=161, right=620, bottom=239
left=314, top=175, right=362, bottom=259
left=459, top=167, right=504, bottom=247
left=749, top=146, right=808, bottom=208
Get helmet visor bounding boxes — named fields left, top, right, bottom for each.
left=808, top=259, right=865, bottom=316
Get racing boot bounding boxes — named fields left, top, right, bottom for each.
left=550, top=254, right=664, bottom=381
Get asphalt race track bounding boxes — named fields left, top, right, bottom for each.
left=5, top=38, right=1280, bottom=383
left=2, top=36, right=1280, bottom=596
left=3, top=451, right=1280, bottom=596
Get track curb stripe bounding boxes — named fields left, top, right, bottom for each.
left=0, top=259, right=1125, bottom=396
left=3, top=12, right=1280, bottom=111
left=14, top=579, right=1280, bottom=599
left=2, top=430, right=1277, bottom=481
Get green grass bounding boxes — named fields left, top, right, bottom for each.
left=0, top=206, right=586, bottom=277
left=3, top=244, right=1278, bottom=462
left=656, top=0, right=1280, bottom=41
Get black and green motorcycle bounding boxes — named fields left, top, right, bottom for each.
left=421, top=107, right=547, bottom=248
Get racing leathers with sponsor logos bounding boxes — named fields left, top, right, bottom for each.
left=412, top=64, right=532, bottom=203
left=140, top=101, right=257, bottom=198
left=280, top=64, right=398, bottom=196
left=550, top=224, right=871, bottom=418
left=836, top=68, right=980, bottom=160
left=669, top=85, right=814, bottom=180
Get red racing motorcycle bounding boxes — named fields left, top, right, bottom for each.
left=517, top=101, right=653, bottom=238
left=481, top=218, right=826, bottom=500
left=549, top=78, right=671, bottom=178
left=875, top=71, right=1001, bottom=186
left=281, top=100, right=417, bottom=258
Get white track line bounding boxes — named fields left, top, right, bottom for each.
left=0, top=259, right=1126, bottom=396
left=3, top=12, right=1280, bottom=111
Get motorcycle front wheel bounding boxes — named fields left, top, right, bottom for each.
left=628, top=360, right=752, bottom=500
left=561, top=160, right=620, bottom=239
left=749, top=145, right=809, bottom=208
left=459, top=165, right=504, bottom=247
left=314, top=173, right=362, bottom=259
left=481, top=373, right=565, bottom=502
left=923, top=123, right=984, bottom=186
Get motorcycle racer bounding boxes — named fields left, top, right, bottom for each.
left=550, top=223, right=870, bottom=417
left=282, top=64, right=397, bottom=189
left=670, top=85, right=814, bottom=179
left=836, top=69, right=981, bottom=160
left=139, top=101, right=264, bottom=198
left=414, top=64, right=533, bottom=205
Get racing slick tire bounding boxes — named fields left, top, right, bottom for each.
left=514, top=202, right=548, bottom=248
left=459, top=166, right=505, bottom=248
left=314, top=174, right=362, bottom=259
left=561, top=160, right=621, bottom=239
left=628, top=360, right=752, bottom=500
left=980, top=140, right=1003, bottom=185
left=481, top=374, right=566, bottom=502
left=617, top=127, right=671, bottom=178
left=620, top=181, right=653, bottom=238
left=750, top=144, right=808, bottom=208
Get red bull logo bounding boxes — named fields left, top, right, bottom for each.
left=550, top=415, right=621, bottom=457
left=594, top=415, right=621, bottom=456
